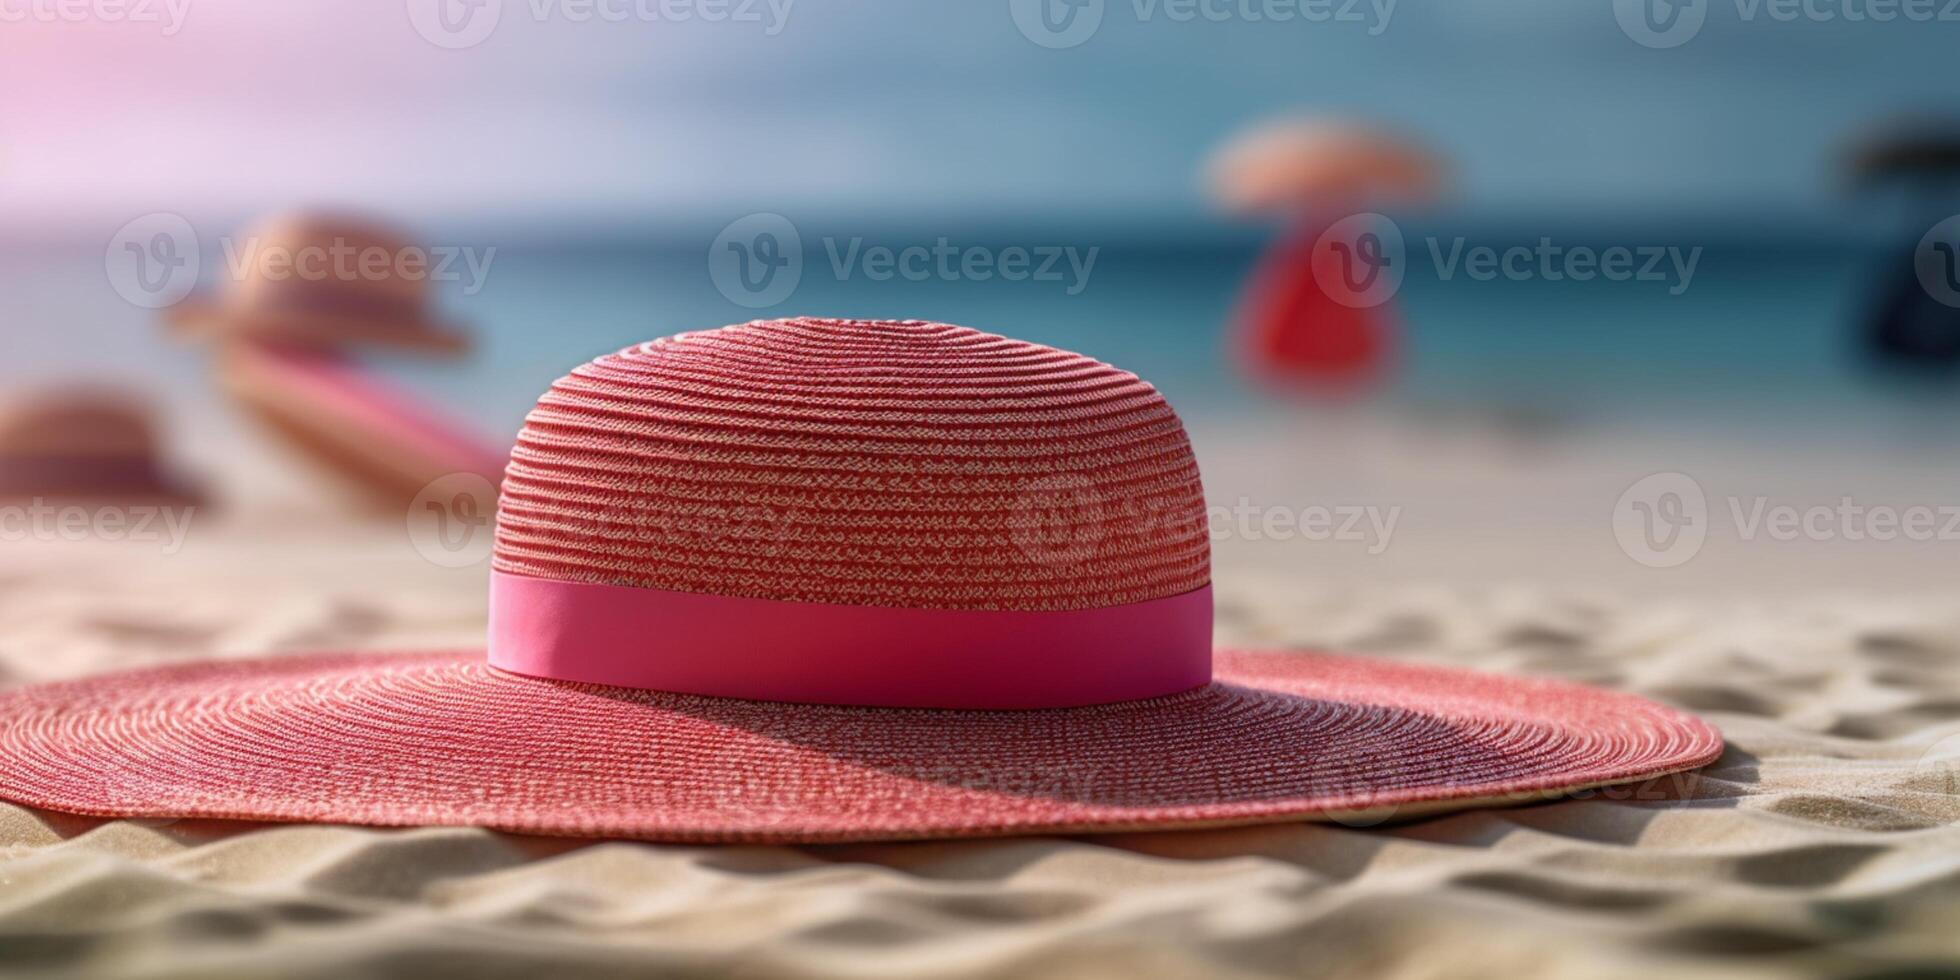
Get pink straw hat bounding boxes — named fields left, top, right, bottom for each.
left=0, top=388, right=203, bottom=506
left=0, top=318, right=1720, bottom=842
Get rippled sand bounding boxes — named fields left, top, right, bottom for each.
left=1, top=528, right=1957, bottom=979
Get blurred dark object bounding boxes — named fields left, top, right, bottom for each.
left=1863, top=239, right=1960, bottom=370
left=166, top=212, right=470, bottom=357
left=1208, top=119, right=1442, bottom=395
left=1843, top=120, right=1960, bottom=372
left=1846, top=121, right=1960, bottom=189
left=0, top=389, right=203, bottom=505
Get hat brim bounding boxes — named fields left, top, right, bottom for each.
left=0, top=650, right=1721, bottom=843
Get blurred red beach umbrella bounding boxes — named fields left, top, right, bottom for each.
left=1209, top=119, right=1442, bottom=395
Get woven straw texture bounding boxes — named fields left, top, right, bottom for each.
left=0, top=650, right=1721, bottom=843
left=493, top=318, right=1209, bottom=610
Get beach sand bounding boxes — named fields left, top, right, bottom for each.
left=2, top=433, right=1959, bottom=979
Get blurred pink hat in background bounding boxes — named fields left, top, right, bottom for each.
left=0, top=388, right=203, bottom=506
left=164, top=211, right=505, bottom=510
left=166, top=212, right=471, bottom=357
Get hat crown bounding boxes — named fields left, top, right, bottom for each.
left=0, top=392, right=157, bottom=459
left=230, top=213, right=430, bottom=311
left=492, top=318, right=1209, bottom=611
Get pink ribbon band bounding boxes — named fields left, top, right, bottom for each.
left=488, top=571, right=1213, bottom=709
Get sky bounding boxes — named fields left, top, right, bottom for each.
left=2, top=0, right=1956, bottom=234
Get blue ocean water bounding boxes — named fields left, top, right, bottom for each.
left=6, top=222, right=1956, bottom=451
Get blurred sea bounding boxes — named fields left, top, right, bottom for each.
left=13, top=215, right=1960, bottom=595
left=7, top=216, right=1959, bottom=451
